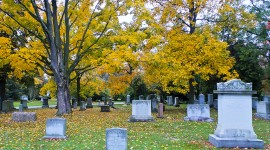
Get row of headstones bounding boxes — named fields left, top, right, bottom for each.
left=127, top=79, right=265, bottom=149
left=43, top=118, right=127, bottom=150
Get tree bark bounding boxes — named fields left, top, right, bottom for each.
left=56, top=82, right=72, bottom=116
left=76, top=75, right=81, bottom=106
left=188, top=78, right=195, bottom=104
left=0, top=73, right=6, bottom=111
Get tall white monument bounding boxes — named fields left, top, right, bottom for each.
left=209, top=79, right=264, bottom=148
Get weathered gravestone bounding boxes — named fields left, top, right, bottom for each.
left=157, top=103, right=164, bottom=118
left=151, top=98, right=158, bottom=113
left=184, top=104, right=213, bottom=122
left=19, top=104, right=23, bottom=112
left=255, top=101, right=270, bottom=120
left=80, top=101, right=86, bottom=111
left=86, top=97, right=93, bottom=108
left=12, top=112, right=36, bottom=122
left=252, top=97, right=258, bottom=110
left=168, top=96, right=173, bottom=106
left=42, top=97, right=49, bottom=108
left=208, top=94, right=214, bottom=107
left=174, top=97, right=180, bottom=107
left=129, top=100, right=154, bottom=122
left=198, top=94, right=205, bottom=104
left=126, top=95, right=130, bottom=105
left=209, top=79, right=264, bottom=149
left=43, top=118, right=67, bottom=139
left=20, top=95, right=28, bottom=109
left=101, top=105, right=110, bottom=112
left=2, top=100, right=14, bottom=112
left=106, top=128, right=127, bottom=150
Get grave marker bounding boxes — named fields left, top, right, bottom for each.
left=129, top=100, right=154, bottom=122
left=43, top=118, right=67, bottom=139
left=209, top=79, right=264, bottom=148
left=184, top=104, right=213, bottom=122
left=106, top=128, right=127, bottom=150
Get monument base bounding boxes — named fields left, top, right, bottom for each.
left=42, top=105, right=49, bottom=108
left=255, top=113, right=270, bottom=120
left=101, top=105, right=110, bottom=112
left=86, top=105, right=93, bottom=108
left=209, top=134, right=264, bottom=149
left=184, top=116, right=213, bottom=122
left=128, top=115, right=155, bottom=122
left=43, top=135, right=67, bottom=139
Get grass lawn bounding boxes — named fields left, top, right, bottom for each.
left=0, top=105, right=269, bottom=150
left=13, top=99, right=58, bottom=107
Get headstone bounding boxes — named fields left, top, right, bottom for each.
left=109, top=98, right=113, bottom=106
left=126, top=95, right=130, bottom=105
left=80, top=101, right=86, bottom=111
left=21, top=100, right=28, bottom=109
left=98, top=100, right=101, bottom=106
left=12, top=112, right=36, bottom=122
left=20, top=95, right=28, bottom=109
left=184, top=104, right=213, bottom=122
left=19, top=104, right=23, bottom=112
left=73, top=101, right=77, bottom=109
left=252, top=97, right=258, bottom=110
left=106, top=128, right=127, bottom=150
left=139, top=95, right=144, bottom=100
left=43, top=118, right=67, bottom=139
left=213, top=99, right=218, bottom=110
left=255, top=101, right=270, bottom=120
left=86, top=97, right=93, bottom=108
left=166, top=96, right=169, bottom=104
left=151, top=99, right=158, bottom=113
left=198, top=94, right=205, bottom=104
left=174, top=97, right=180, bottom=107
left=21, top=95, right=28, bottom=101
left=209, top=79, right=264, bottom=149
left=42, top=97, right=49, bottom=108
left=2, top=100, right=14, bottom=112
left=129, top=100, right=154, bottom=122
left=101, top=105, right=110, bottom=112
left=208, top=94, right=213, bottom=107
left=157, top=103, right=164, bottom=118
left=168, top=96, right=173, bottom=106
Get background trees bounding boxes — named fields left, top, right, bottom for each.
left=0, top=0, right=269, bottom=112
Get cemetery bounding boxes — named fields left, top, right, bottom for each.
left=0, top=80, right=269, bottom=149
left=0, top=0, right=270, bottom=149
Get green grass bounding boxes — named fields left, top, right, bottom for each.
left=13, top=99, right=58, bottom=107
left=0, top=105, right=269, bottom=150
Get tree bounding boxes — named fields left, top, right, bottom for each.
left=140, top=0, right=255, bottom=103
left=0, top=0, right=129, bottom=115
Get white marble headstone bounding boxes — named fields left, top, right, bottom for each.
left=209, top=79, right=264, bottom=148
left=129, top=100, right=154, bottom=122
left=106, top=128, right=127, bottom=150
left=43, top=118, right=67, bottom=139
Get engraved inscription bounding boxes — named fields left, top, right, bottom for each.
left=106, top=128, right=127, bottom=150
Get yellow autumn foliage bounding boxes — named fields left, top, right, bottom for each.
left=143, top=28, right=238, bottom=94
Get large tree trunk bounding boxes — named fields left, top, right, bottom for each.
left=76, top=75, right=81, bottom=106
left=0, top=72, right=6, bottom=111
left=188, top=78, right=195, bottom=104
left=56, top=82, right=72, bottom=116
